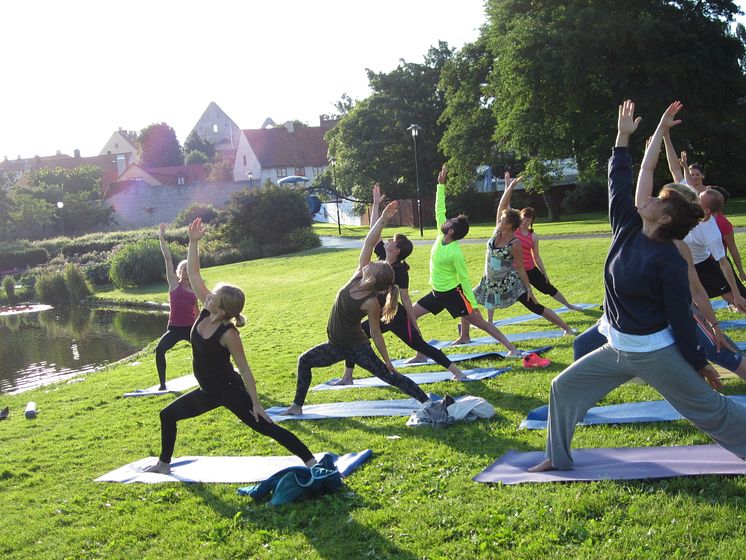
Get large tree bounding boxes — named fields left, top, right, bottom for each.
left=325, top=43, right=454, bottom=209
left=138, top=123, right=184, bottom=168
left=482, top=0, right=746, bottom=189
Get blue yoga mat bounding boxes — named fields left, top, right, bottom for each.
left=266, top=397, right=428, bottom=422
left=720, top=319, right=746, bottom=330
left=394, top=346, right=553, bottom=368
left=490, top=303, right=597, bottom=326
left=473, top=444, right=746, bottom=485
left=520, top=395, right=746, bottom=430
left=313, top=366, right=512, bottom=391
left=429, top=331, right=565, bottom=350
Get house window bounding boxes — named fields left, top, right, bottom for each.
left=115, top=143, right=119, bottom=149
left=243, top=155, right=247, bottom=166
left=276, top=168, right=288, bottom=178
left=177, top=177, right=185, bottom=185
left=294, top=166, right=305, bottom=177
left=213, top=124, right=218, bottom=133
left=312, top=166, right=324, bottom=176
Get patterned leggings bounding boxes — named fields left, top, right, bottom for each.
left=294, top=342, right=429, bottom=406
left=158, top=383, right=314, bottom=464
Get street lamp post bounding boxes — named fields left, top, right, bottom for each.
left=407, top=124, right=423, bottom=236
left=247, top=171, right=253, bottom=189
left=330, top=158, right=341, bottom=235
left=56, top=201, right=64, bottom=236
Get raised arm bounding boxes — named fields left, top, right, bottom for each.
left=636, top=101, right=682, bottom=208
left=435, top=165, right=447, bottom=229
left=186, top=218, right=210, bottom=303
left=358, top=201, right=399, bottom=272
left=369, top=183, right=383, bottom=244
left=679, top=151, right=699, bottom=193
left=496, top=172, right=523, bottom=228
left=663, top=132, right=684, bottom=184
left=159, top=224, right=178, bottom=290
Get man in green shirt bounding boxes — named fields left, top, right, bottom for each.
left=408, top=165, right=521, bottom=358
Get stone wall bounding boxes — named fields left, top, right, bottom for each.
left=105, top=181, right=250, bottom=229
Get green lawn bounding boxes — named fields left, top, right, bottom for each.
left=4, top=232, right=746, bottom=559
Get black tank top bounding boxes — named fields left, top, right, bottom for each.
left=190, top=309, right=241, bottom=391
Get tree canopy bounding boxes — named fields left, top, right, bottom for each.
left=138, top=123, right=184, bottom=168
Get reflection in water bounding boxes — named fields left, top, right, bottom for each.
left=0, top=305, right=167, bottom=395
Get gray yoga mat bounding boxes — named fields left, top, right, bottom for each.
left=96, top=450, right=371, bottom=484
left=428, top=330, right=566, bottom=350
left=519, top=395, right=746, bottom=430
left=313, top=366, right=512, bottom=391
left=266, top=397, right=425, bottom=421
left=491, top=303, right=597, bottom=326
left=123, top=374, right=198, bottom=397
left=473, top=444, right=746, bottom=485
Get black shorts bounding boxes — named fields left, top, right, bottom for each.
left=416, top=286, right=474, bottom=318
left=526, top=267, right=558, bottom=297
left=695, top=256, right=730, bottom=298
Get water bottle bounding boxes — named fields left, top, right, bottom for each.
left=25, top=401, right=37, bottom=419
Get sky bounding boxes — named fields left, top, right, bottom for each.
left=2, top=1, right=745, bottom=162
left=0, top=0, right=486, bottom=160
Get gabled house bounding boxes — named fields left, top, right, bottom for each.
left=232, top=116, right=336, bottom=186
left=99, top=128, right=139, bottom=164
left=188, top=101, right=241, bottom=156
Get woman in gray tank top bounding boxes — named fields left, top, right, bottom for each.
left=281, top=201, right=429, bottom=415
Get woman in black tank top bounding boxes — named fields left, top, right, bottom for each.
left=281, top=201, right=429, bottom=416
left=145, top=218, right=315, bottom=474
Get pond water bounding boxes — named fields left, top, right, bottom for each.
left=0, top=305, right=168, bottom=395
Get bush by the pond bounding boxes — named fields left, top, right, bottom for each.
left=109, top=239, right=167, bottom=288
left=2, top=275, right=15, bottom=303
left=174, top=203, right=220, bottom=226
left=64, top=263, right=92, bottom=301
left=34, top=264, right=91, bottom=303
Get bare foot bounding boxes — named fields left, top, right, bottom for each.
left=305, top=458, right=318, bottom=467
left=330, top=376, right=354, bottom=386
left=527, top=458, right=555, bottom=472
left=449, top=338, right=472, bottom=346
left=506, top=350, right=522, bottom=358
left=143, top=460, right=171, bottom=474
left=567, top=304, right=583, bottom=312
left=279, top=404, right=303, bottom=416
left=404, top=355, right=428, bottom=364
left=563, top=328, right=578, bottom=336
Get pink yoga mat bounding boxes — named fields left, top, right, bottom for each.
left=474, top=444, right=746, bottom=485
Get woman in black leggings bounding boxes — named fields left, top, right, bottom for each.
left=145, top=218, right=315, bottom=474
left=334, top=184, right=465, bottom=385
left=281, top=200, right=430, bottom=416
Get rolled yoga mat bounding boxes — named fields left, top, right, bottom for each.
left=519, top=395, right=746, bottom=430
left=473, top=444, right=746, bottom=485
left=96, top=450, right=372, bottom=484
left=313, top=367, right=512, bottom=391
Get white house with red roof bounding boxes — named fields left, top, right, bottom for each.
left=232, top=117, right=336, bottom=186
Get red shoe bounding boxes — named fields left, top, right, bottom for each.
left=522, top=352, right=551, bottom=369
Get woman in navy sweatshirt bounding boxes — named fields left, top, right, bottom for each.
left=529, top=100, right=746, bottom=472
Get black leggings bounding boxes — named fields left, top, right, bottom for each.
left=526, top=267, right=558, bottom=297
left=158, top=384, right=314, bottom=464
left=155, top=326, right=192, bottom=387
left=517, top=291, right=545, bottom=316
left=344, top=307, right=452, bottom=370
left=294, top=342, right=429, bottom=406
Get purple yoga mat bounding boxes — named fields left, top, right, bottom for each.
left=474, top=444, right=746, bottom=485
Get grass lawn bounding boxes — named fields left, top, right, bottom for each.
left=4, top=231, right=746, bottom=559
left=313, top=196, right=746, bottom=240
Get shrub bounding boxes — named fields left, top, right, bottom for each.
left=64, top=264, right=92, bottom=301
left=174, top=203, right=220, bottom=227
left=561, top=183, right=607, bottom=214
left=109, top=239, right=166, bottom=288
left=2, top=276, right=15, bottom=303
left=35, top=269, right=69, bottom=304
left=84, top=261, right=111, bottom=285
left=0, top=244, right=50, bottom=270
left=284, top=227, right=321, bottom=252
left=223, top=186, right=312, bottom=246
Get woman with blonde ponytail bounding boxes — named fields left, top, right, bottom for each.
left=282, top=200, right=430, bottom=416
left=335, top=184, right=466, bottom=387
left=146, top=218, right=316, bottom=474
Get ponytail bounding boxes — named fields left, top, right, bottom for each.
left=381, top=284, right=400, bottom=324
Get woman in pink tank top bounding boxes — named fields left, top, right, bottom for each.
left=154, top=224, right=198, bottom=390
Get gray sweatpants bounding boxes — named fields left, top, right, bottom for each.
left=545, top=343, right=746, bottom=469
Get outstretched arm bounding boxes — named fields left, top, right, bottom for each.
left=186, top=218, right=211, bottom=303
left=663, top=132, right=684, bottom=184
left=636, top=101, right=682, bottom=208
left=496, top=172, right=523, bottom=227
left=363, top=298, right=396, bottom=371
left=222, top=329, right=273, bottom=423
left=159, top=224, right=178, bottom=290
left=358, top=201, right=398, bottom=272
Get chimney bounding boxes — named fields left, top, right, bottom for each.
left=74, top=149, right=81, bottom=159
